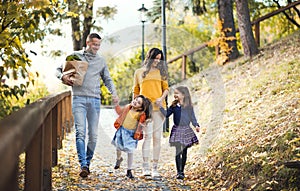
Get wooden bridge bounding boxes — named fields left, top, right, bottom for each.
left=0, top=2, right=299, bottom=190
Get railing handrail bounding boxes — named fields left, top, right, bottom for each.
left=252, top=1, right=300, bottom=24
left=0, top=90, right=73, bottom=190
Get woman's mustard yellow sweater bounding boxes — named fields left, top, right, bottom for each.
left=133, top=68, right=169, bottom=111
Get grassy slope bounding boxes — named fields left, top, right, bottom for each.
left=179, top=30, right=300, bottom=190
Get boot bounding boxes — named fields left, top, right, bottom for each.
left=126, top=169, right=134, bottom=179
left=114, top=157, right=123, bottom=169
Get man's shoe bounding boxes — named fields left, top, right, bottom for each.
left=79, top=166, right=89, bottom=178
left=114, top=157, right=123, bottom=169
left=126, top=170, right=134, bottom=179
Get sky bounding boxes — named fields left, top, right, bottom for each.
left=96, top=0, right=154, bottom=35
left=26, top=0, right=154, bottom=92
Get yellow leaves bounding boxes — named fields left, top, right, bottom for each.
left=251, top=151, right=268, bottom=158
left=66, top=11, right=79, bottom=18
left=207, top=18, right=236, bottom=65
left=288, top=137, right=300, bottom=145
left=230, top=165, right=238, bottom=169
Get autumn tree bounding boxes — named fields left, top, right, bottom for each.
left=0, top=0, right=60, bottom=119
left=217, top=0, right=239, bottom=60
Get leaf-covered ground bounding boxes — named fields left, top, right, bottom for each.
left=183, top=31, right=300, bottom=190
left=19, top=31, right=299, bottom=190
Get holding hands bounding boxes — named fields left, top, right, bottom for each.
left=112, top=95, right=119, bottom=105
left=155, top=97, right=163, bottom=107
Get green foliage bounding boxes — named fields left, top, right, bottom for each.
left=65, top=54, right=81, bottom=61
left=0, top=80, right=49, bottom=120
left=0, top=0, right=58, bottom=119
left=109, top=52, right=143, bottom=104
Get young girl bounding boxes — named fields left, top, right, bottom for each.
left=158, top=86, right=200, bottom=180
left=111, top=95, right=152, bottom=179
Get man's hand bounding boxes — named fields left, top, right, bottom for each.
left=62, top=74, right=73, bottom=86
left=112, top=95, right=119, bottom=105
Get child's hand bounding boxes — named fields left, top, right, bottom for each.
left=155, top=98, right=163, bottom=107
left=196, top=126, right=200, bottom=132
left=155, top=100, right=162, bottom=107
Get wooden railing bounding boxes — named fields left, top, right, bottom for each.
left=168, top=1, right=300, bottom=79
left=0, top=90, right=73, bottom=191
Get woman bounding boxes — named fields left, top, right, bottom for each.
left=132, top=47, right=169, bottom=177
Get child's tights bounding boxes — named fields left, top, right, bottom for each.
left=116, top=149, right=134, bottom=170
left=175, top=144, right=188, bottom=173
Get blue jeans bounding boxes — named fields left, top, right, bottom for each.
left=72, top=96, right=100, bottom=168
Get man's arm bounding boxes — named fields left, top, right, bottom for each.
left=101, top=62, right=119, bottom=103
left=55, top=63, right=73, bottom=86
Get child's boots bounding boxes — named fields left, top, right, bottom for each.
left=126, top=169, right=134, bottom=179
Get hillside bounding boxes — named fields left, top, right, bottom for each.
left=177, top=30, right=300, bottom=190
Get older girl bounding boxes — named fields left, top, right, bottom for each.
left=158, top=86, right=200, bottom=180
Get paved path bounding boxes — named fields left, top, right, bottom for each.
left=94, top=108, right=174, bottom=171
left=54, top=108, right=189, bottom=190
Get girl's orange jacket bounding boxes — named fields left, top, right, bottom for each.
left=113, top=104, right=146, bottom=140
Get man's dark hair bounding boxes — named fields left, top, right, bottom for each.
left=88, top=33, right=101, bottom=40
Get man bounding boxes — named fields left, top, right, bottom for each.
left=56, top=33, right=118, bottom=178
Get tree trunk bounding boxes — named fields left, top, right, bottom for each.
left=235, top=0, right=259, bottom=57
left=82, top=0, right=94, bottom=49
left=67, top=0, right=82, bottom=51
left=218, top=0, right=239, bottom=60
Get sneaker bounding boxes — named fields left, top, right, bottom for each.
left=142, top=163, right=151, bottom=176
left=126, top=170, right=134, bottom=179
left=79, top=166, right=89, bottom=178
left=114, top=157, right=123, bottom=169
left=152, top=163, right=160, bottom=177
left=143, top=169, right=151, bottom=176
left=152, top=168, right=160, bottom=177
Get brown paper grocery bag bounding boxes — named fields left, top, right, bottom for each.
left=63, top=61, right=88, bottom=86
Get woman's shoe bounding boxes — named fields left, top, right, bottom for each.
left=126, top=170, right=134, bottom=179
left=114, top=157, right=123, bottom=169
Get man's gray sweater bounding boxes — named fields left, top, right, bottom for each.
left=56, top=50, right=117, bottom=99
